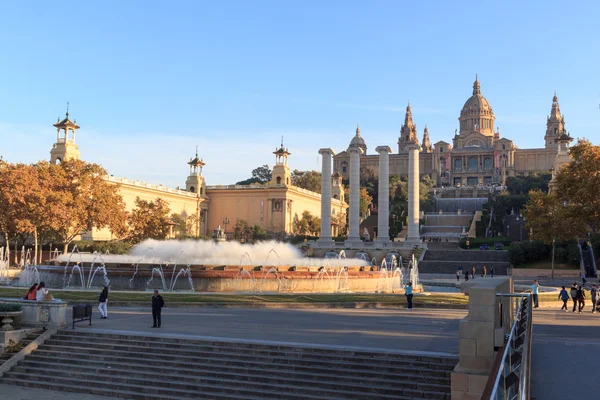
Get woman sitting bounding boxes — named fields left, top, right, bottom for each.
left=36, top=282, right=53, bottom=301
left=24, top=283, right=38, bottom=300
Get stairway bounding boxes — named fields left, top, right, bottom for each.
left=0, top=330, right=457, bottom=400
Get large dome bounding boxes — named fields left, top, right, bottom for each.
left=349, top=125, right=367, bottom=153
left=458, top=76, right=495, bottom=136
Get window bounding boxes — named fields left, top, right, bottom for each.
left=189, top=186, right=196, bottom=193
left=502, top=144, right=506, bottom=150
left=468, top=157, right=478, bottom=171
left=484, top=158, right=492, bottom=170
left=276, top=177, right=281, bottom=185
left=342, top=166, right=347, bottom=173
left=454, top=159, right=462, bottom=170
left=440, top=147, right=444, bottom=152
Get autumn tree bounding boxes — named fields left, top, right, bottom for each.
left=291, top=170, right=321, bottom=193
left=293, top=211, right=321, bottom=236
left=236, top=165, right=272, bottom=185
left=524, top=190, right=586, bottom=243
left=128, top=197, right=172, bottom=244
left=41, top=160, right=128, bottom=253
left=554, top=139, right=600, bottom=233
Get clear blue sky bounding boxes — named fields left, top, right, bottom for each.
left=0, top=0, right=598, bottom=187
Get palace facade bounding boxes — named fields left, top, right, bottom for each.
left=333, top=77, right=566, bottom=186
left=49, top=114, right=347, bottom=241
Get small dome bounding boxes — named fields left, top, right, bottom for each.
left=349, top=124, right=367, bottom=152
left=460, top=76, right=494, bottom=117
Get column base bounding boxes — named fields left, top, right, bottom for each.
left=404, top=236, right=422, bottom=247
left=344, top=238, right=364, bottom=248
left=316, top=238, right=335, bottom=248
left=374, top=238, right=392, bottom=248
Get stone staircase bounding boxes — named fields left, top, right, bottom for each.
left=419, top=249, right=510, bottom=275
left=0, top=330, right=457, bottom=400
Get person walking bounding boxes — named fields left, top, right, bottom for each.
left=98, top=286, right=108, bottom=319
left=482, top=266, right=487, bottom=278
left=591, top=284, right=597, bottom=313
left=490, top=266, right=495, bottom=278
left=576, top=285, right=586, bottom=313
left=558, top=286, right=570, bottom=311
left=456, top=269, right=460, bottom=282
left=582, top=271, right=587, bottom=287
left=570, top=283, right=579, bottom=312
left=531, top=280, right=540, bottom=308
left=404, top=282, right=413, bottom=310
left=464, top=270, right=469, bottom=281
left=471, top=266, right=476, bottom=280
left=151, top=289, right=165, bottom=328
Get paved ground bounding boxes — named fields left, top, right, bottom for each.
left=67, top=306, right=466, bottom=353
left=530, top=308, right=600, bottom=399
left=0, top=384, right=118, bottom=400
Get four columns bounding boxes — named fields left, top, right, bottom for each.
left=317, top=148, right=335, bottom=247
left=406, top=143, right=421, bottom=244
left=345, top=146, right=363, bottom=247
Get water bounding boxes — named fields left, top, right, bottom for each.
left=422, top=214, right=472, bottom=238
left=65, top=250, right=111, bottom=289
left=0, top=247, right=10, bottom=284
left=147, top=264, right=194, bottom=292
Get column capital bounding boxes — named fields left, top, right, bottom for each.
left=406, top=143, right=422, bottom=151
left=347, top=146, right=364, bottom=155
left=375, top=146, right=393, bottom=154
left=318, top=148, right=336, bottom=156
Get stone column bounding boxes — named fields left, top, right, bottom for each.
left=345, top=146, right=363, bottom=247
left=406, top=144, right=421, bottom=245
left=375, top=146, right=392, bottom=246
left=318, top=148, right=335, bottom=247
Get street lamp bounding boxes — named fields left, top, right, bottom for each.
left=516, top=213, right=526, bottom=241
left=222, top=216, right=230, bottom=238
left=551, top=237, right=556, bottom=280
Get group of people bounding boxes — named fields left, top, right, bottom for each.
left=421, top=237, right=450, bottom=243
left=456, top=265, right=494, bottom=281
left=558, top=282, right=598, bottom=313
left=23, top=282, right=51, bottom=301
left=95, top=286, right=165, bottom=327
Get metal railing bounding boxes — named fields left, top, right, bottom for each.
left=485, top=293, right=533, bottom=400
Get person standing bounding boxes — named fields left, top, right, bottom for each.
left=558, top=286, right=570, bottom=312
left=576, top=285, right=586, bottom=313
left=591, top=284, right=597, bottom=314
left=98, top=286, right=108, bottom=319
left=404, top=282, right=413, bottom=310
left=464, top=270, right=469, bottom=281
left=482, top=266, right=487, bottom=278
left=151, top=289, right=165, bottom=328
left=531, top=280, right=540, bottom=308
left=471, top=266, right=476, bottom=280
left=456, top=269, right=460, bottom=282
left=490, top=266, right=495, bottom=278
left=570, top=283, right=579, bottom=312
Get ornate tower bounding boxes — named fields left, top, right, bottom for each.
left=544, top=92, right=566, bottom=150
left=50, top=103, right=81, bottom=163
left=398, top=103, right=418, bottom=153
left=270, top=138, right=292, bottom=186
left=421, top=125, right=432, bottom=153
left=349, top=124, right=367, bottom=154
left=548, top=132, right=573, bottom=194
left=185, top=147, right=206, bottom=196
left=331, top=171, right=344, bottom=201
left=458, top=75, right=495, bottom=137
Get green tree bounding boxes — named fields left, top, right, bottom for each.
left=293, top=211, right=321, bottom=236
left=524, top=190, right=586, bottom=243
left=128, top=197, right=172, bottom=243
left=506, top=172, right=552, bottom=195
left=291, top=170, right=321, bottom=193
left=236, top=165, right=272, bottom=185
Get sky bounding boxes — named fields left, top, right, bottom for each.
left=0, top=0, right=599, bottom=188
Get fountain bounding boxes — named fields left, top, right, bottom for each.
left=0, top=247, right=9, bottom=284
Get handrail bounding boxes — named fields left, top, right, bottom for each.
left=485, top=293, right=532, bottom=400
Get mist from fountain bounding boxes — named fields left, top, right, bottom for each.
left=0, top=247, right=10, bottom=284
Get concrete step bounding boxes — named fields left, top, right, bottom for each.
left=7, top=365, right=450, bottom=399
left=18, top=357, right=451, bottom=386
left=28, top=349, right=454, bottom=379
left=40, top=338, right=457, bottom=369
left=53, top=331, right=456, bottom=364
left=1, top=371, right=446, bottom=400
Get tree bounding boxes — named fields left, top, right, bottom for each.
left=41, top=160, right=128, bottom=253
left=233, top=219, right=253, bottom=240
left=554, top=139, right=600, bottom=233
left=291, top=170, right=321, bottom=193
left=236, top=165, right=272, bottom=185
left=343, top=187, right=373, bottom=218
left=170, top=213, right=187, bottom=237
left=293, top=211, right=321, bottom=236
left=128, top=197, right=172, bottom=244
left=506, top=172, right=552, bottom=195
left=524, top=190, right=586, bottom=243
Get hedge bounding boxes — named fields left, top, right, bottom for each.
left=459, top=237, right=512, bottom=249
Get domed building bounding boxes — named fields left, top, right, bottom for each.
left=334, top=76, right=563, bottom=187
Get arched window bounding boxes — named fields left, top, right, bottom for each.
left=440, top=147, right=444, bottom=152
left=468, top=157, right=478, bottom=171
left=484, top=157, right=492, bottom=170
left=200, top=187, right=203, bottom=195
left=55, top=158, right=62, bottom=164
left=502, top=144, right=506, bottom=150
left=189, top=186, right=196, bottom=193
left=276, top=177, right=282, bottom=185
left=333, top=194, right=339, bottom=199
left=454, top=159, right=462, bottom=170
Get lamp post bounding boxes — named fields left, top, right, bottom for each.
left=222, top=216, right=230, bottom=239
left=551, top=237, right=556, bottom=280
left=516, top=213, right=526, bottom=241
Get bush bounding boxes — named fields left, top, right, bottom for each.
left=459, top=237, right=512, bottom=249
left=0, top=303, right=22, bottom=312
left=70, top=240, right=132, bottom=255
left=508, top=243, right=526, bottom=266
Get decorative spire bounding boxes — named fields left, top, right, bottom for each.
left=280, top=135, right=284, bottom=148
left=66, top=101, right=70, bottom=119
left=472, top=74, right=481, bottom=95
left=355, top=123, right=361, bottom=137
left=195, top=145, right=199, bottom=158
left=421, top=125, right=432, bottom=152
left=549, top=91, right=562, bottom=121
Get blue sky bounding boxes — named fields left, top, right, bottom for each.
left=0, top=0, right=598, bottom=187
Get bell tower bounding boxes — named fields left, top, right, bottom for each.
left=270, top=138, right=292, bottom=186
left=331, top=171, right=344, bottom=201
left=50, top=103, right=81, bottom=163
left=185, top=147, right=206, bottom=197
left=545, top=92, right=566, bottom=150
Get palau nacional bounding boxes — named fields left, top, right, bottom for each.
left=43, top=76, right=569, bottom=243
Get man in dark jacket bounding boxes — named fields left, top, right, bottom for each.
left=570, top=283, right=578, bottom=312
left=151, top=289, right=165, bottom=328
